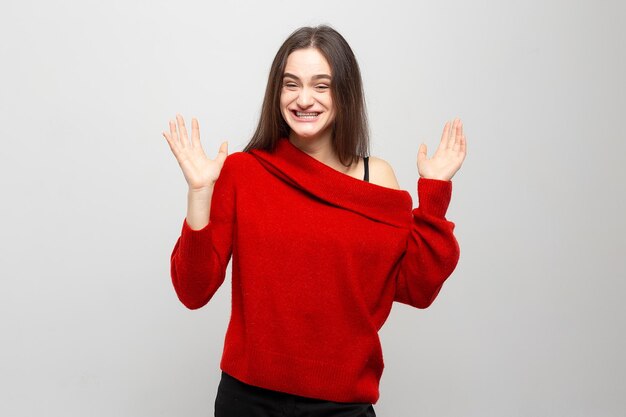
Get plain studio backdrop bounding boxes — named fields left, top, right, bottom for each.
left=1, top=0, right=624, bottom=416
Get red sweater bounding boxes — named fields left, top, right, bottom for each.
left=170, top=137, right=460, bottom=404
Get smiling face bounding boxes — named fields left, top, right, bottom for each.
left=280, top=48, right=336, bottom=144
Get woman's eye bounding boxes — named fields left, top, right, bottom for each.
left=284, top=83, right=298, bottom=88
left=316, top=85, right=329, bottom=90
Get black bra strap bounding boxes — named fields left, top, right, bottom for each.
left=363, top=156, right=369, bottom=182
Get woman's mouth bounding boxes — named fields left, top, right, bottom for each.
left=291, top=110, right=321, bottom=121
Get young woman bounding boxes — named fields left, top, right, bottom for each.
left=163, top=25, right=466, bottom=417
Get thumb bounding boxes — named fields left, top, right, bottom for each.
left=417, top=143, right=427, bottom=165
left=216, top=141, right=229, bottom=166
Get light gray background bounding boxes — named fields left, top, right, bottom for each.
left=1, top=0, right=624, bottom=416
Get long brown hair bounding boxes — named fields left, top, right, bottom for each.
left=242, top=25, right=369, bottom=167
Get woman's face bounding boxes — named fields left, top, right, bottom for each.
left=280, top=48, right=336, bottom=143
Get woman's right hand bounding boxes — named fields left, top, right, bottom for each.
left=162, top=114, right=228, bottom=192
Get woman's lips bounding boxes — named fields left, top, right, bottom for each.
left=291, top=110, right=322, bottom=122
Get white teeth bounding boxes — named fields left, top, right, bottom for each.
left=296, top=112, right=319, bottom=118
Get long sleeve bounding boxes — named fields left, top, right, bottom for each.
left=169, top=156, right=237, bottom=310
left=393, top=177, right=460, bottom=309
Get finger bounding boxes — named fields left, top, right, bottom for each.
left=162, top=131, right=180, bottom=157
left=162, top=130, right=172, bottom=144
left=452, top=120, right=463, bottom=152
left=439, top=121, right=451, bottom=147
left=169, top=120, right=179, bottom=147
left=435, top=121, right=451, bottom=156
left=447, top=118, right=459, bottom=149
left=176, top=114, right=190, bottom=148
left=417, top=143, right=427, bottom=164
left=216, top=141, right=229, bottom=166
left=191, top=117, right=201, bottom=148
left=460, top=135, right=467, bottom=156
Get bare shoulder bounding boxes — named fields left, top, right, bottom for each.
left=368, top=156, right=401, bottom=190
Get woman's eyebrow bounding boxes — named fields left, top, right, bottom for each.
left=283, top=73, right=332, bottom=81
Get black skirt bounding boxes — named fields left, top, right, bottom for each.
left=215, top=371, right=377, bottom=417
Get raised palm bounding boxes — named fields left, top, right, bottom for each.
left=417, top=118, right=467, bottom=181
left=162, top=114, right=228, bottom=192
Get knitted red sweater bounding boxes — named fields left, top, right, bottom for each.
left=170, top=137, right=460, bottom=404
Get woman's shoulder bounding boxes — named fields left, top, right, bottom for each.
left=215, top=151, right=257, bottom=185
left=222, top=150, right=256, bottom=169
left=366, top=155, right=401, bottom=190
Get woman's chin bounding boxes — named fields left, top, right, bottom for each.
left=289, top=126, right=333, bottom=142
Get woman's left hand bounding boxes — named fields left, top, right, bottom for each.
left=417, top=118, right=467, bottom=181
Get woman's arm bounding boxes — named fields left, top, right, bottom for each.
left=394, top=178, right=459, bottom=308
left=162, top=114, right=233, bottom=309
left=170, top=156, right=237, bottom=309
left=394, top=118, right=466, bottom=308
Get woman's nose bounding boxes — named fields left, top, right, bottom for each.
left=296, top=88, right=314, bottom=108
